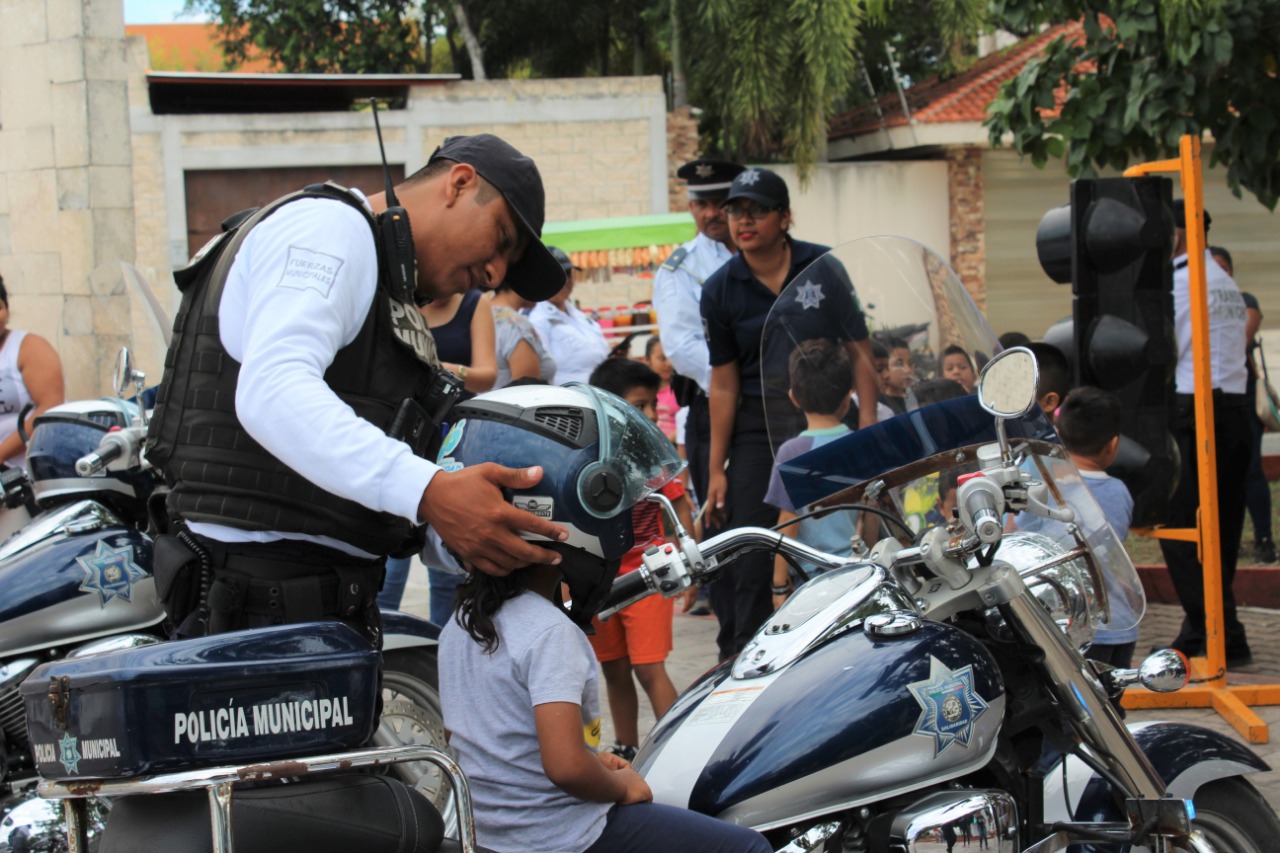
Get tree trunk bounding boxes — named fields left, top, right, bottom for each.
left=669, top=0, right=686, bottom=107
left=452, top=2, right=487, bottom=81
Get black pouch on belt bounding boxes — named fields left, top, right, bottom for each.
left=152, top=534, right=203, bottom=629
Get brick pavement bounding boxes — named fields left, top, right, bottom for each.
left=402, top=567, right=1280, bottom=810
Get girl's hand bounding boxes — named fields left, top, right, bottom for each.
left=772, top=592, right=789, bottom=610
left=680, top=585, right=698, bottom=613
left=614, top=767, right=653, bottom=805
left=704, top=470, right=728, bottom=528
left=597, top=751, right=632, bottom=771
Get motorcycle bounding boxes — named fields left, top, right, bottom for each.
left=598, top=236, right=1279, bottom=852
left=22, top=238, right=1278, bottom=853
left=0, top=350, right=452, bottom=851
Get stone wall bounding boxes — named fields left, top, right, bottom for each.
left=666, top=106, right=700, bottom=212
left=1, top=0, right=136, bottom=400
left=947, top=146, right=985, bottom=311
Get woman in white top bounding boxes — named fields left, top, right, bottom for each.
left=0, top=274, right=64, bottom=467
left=489, top=282, right=557, bottom=388
left=528, top=248, right=610, bottom=386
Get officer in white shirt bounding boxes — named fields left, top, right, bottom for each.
left=651, top=159, right=744, bottom=510
left=146, top=135, right=570, bottom=642
left=1160, top=200, right=1252, bottom=666
left=528, top=249, right=611, bottom=385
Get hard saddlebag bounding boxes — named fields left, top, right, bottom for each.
left=21, top=622, right=379, bottom=780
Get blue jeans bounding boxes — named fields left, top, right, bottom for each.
left=582, top=803, right=771, bottom=853
left=377, top=556, right=411, bottom=611
left=427, top=565, right=464, bottom=627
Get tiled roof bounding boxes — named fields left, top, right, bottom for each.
left=125, top=23, right=278, bottom=72
left=828, top=22, right=1084, bottom=142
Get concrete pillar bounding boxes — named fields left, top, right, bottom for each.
left=1, top=0, right=135, bottom=400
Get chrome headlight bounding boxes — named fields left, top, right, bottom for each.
left=997, top=532, right=1097, bottom=651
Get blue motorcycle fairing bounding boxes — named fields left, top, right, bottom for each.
left=682, top=622, right=1003, bottom=817
left=380, top=609, right=440, bottom=651
left=1064, top=721, right=1268, bottom=837
left=779, top=394, right=1054, bottom=510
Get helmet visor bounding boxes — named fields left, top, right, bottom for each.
left=570, top=383, right=684, bottom=518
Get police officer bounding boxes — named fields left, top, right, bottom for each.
left=1161, top=200, right=1252, bottom=666
left=652, top=159, right=744, bottom=515
left=146, top=135, right=570, bottom=644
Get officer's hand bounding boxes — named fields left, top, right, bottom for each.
left=419, top=464, right=568, bottom=577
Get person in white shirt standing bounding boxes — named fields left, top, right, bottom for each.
left=0, top=273, right=64, bottom=469
left=528, top=248, right=610, bottom=386
left=651, top=159, right=743, bottom=517
left=1160, top=199, right=1253, bottom=667
left=144, top=135, right=570, bottom=643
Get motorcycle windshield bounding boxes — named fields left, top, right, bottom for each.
left=760, top=236, right=1144, bottom=632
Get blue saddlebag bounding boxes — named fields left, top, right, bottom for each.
left=20, top=622, right=379, bottom=780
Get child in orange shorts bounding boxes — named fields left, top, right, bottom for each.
left=587, top=358, right=696, bottom=760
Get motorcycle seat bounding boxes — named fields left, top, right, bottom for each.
left=99, top=773, right=446, bottom=853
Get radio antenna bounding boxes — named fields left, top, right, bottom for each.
left=370, top=98, right=399, bottom=207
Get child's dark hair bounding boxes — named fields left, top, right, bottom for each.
left=886, top=336, right=910, bottom=353
left=913, top=378, right=967, bottom=406
left=453, top=570, right=530, bottom=654
left=589, top=357, right=660, bottom=398
left=871, top=339, right=888, bottom=360
left=1028, top=342, right=1070, bottom=403
left=941, top=344, right=973, bottom=367
left=1056, top=386, right=1122, bottom=458
left=999, top=331, right=1032, bottom=349
left=788, top=339, right=850, bottom=415
left=645, top=335, right=663, bottom=359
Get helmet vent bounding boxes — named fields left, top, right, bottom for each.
left=533, top=408, right=585, bottom=442
left=85, top=412, right=122, bottom=428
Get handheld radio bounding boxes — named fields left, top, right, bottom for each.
left=370, top=98, right=419, bottom=305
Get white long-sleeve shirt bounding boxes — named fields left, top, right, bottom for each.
left=651, top=232, right=734, bottom=394
left=1173, top=249, right=1247, bottom=395
left=527, top=301, right=610, bottom=386
left=187, top=191, right=439, bottom=557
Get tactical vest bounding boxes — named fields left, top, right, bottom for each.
left=146, top=184, right=440, bottom=557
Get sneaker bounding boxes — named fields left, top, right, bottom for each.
left=1227, top=648, right=1255, bottom=669
left=608, top=741, right=638, bottom=762
left=1253, top=538, right=1278, bottom=565
left=688, top=604, right=712, bottom=616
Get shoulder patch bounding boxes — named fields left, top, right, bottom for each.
left=661, top=247, right=690, bottom=273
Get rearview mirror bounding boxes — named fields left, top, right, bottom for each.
left=977, top=347, right=1039, bottom=419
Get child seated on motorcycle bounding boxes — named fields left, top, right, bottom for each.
left=766, top=340, right=858, bottom=607
left=586, top=357, right=696, bottom=761
left=1017, top=386, right=1137, bottom=668
left=439, top=562, right=773, bottom=853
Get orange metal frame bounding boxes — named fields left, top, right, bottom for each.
left=1121, top=135, right=1280, bottom=743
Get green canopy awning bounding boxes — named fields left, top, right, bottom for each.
left=542, top=213, right=695, bottom=253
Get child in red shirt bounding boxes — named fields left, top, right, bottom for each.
left=587, top=358, right=696, bottom=760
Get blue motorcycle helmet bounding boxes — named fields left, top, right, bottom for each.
left=439, top=382, right=684, bottom=626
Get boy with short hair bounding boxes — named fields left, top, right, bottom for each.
left=587, top=358, right=696, bottom=760
left=1020, top=386, right=1137, bottom=667
left=1028, top=341, right=1070, bottom=418
left=880, top=336, right=915, bottom=415
left=765, top=339, right=858, bottom=607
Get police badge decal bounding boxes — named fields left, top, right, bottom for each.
left=908, top=657, right=990, bottom=756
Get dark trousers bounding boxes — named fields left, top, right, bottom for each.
left=1159, top=393, right=1252, bottom=655
left=1244, top=378, right=1273, bottom=544
left=713, top=397, right=787, bottom=661
left=583, top=802, right=771, bottom=853
left=684, top=393, right=712, bottom=519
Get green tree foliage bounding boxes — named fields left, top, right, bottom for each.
left=681, top=0, right=863, bottom=179
left=189, top=0, right=429, bottom=73
left=986, top=0, right=1280, bottom=209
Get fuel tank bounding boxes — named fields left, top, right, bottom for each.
left=0, top=501, right=162, bottom=657
left=637, top=620, right=1006, bottom=831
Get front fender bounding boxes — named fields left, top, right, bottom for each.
left=381, top=609, right=440, bottom=651
left=1044, top=721, right=1269, bottom=823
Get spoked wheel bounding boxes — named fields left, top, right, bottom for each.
left=1186, top=777, right=1280, bottom=853
left=375, top=649, right=457, bottom=832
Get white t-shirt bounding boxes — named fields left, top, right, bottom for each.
left=0, top=330, right=31, bottom=468
left=1173, top=250, right=1247, bottom=394
left=440, top=590, right=608, bottom=852
left=187, top=191, right=439, bottom=557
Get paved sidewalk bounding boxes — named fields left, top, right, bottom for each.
left=401, top=565, right=1280, bottom=809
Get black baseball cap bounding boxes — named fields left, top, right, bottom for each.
left=1172, top=198, right=1211, bottom=233
left=428, top=134, right=564, bottom=301
left=548, top=246, right=582, bottom=276
left=722, top=167, right=790, bottom=210
left=676, top=159, right=745, bottom=200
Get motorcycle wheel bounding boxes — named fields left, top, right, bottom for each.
left=1187, top=777, right=1280, bottom=852
left=375, top=649, right=457, bottom=832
